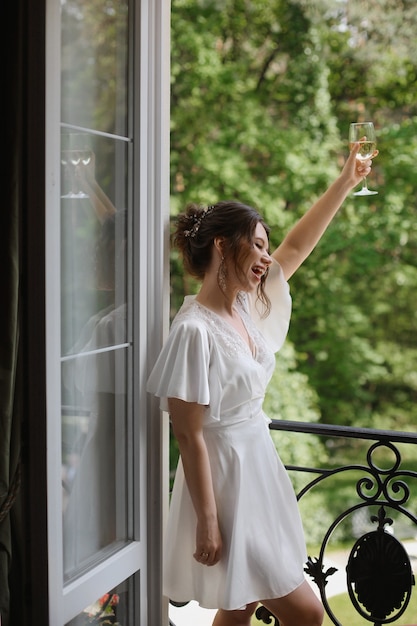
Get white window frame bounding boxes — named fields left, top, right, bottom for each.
left=44, top=0, right=170, bottom=623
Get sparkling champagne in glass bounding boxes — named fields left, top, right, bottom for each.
left=349, top=122, right=378, bottom=196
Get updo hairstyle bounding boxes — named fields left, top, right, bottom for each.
left=173, top=201, right=271, bottom=313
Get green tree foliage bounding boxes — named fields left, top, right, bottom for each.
left=170, top=0, right=417, bottom=435
left=171, top=0, right=339, bottom=211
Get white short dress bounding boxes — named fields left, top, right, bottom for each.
left=147, top=260, right=307, bottom=610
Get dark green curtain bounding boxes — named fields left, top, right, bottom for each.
left=1, top=2, right=24, bottom=625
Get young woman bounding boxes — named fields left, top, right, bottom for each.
left=147, top=144, right=375, bottom=626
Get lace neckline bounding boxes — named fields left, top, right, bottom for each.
left=191, top=296, right=258, bottom=359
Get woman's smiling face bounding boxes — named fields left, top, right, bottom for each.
left=249, top=222, right=272, bottom=284
left=226, top=221, right=272, bottom=293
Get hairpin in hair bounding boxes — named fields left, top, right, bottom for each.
left=184, top=205, right=215, bottom=238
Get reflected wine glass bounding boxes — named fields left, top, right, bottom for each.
left=61, top=133, right=92, bottom=199
left=349, top=122, right=378, bottom=196
left=61, top=150, right=91, bottom=199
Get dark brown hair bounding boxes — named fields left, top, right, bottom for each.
left=173, top=201, right=271, bottom=314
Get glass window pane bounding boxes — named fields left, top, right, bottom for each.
left=61, top=0, right=129, bottom=135
left=62, top=348, right=129, bottom=579
left=60, top=128, right=131, bottom=581
left=60, top=131, right=128, bottom=355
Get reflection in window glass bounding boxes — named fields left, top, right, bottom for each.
left=61, top=0, right=129, bottom=135
left=60, top=132, right=128, bottom=355
left=60, top=127, right=131, bottom=580
left=65, top=576, right=135, bottom=626
left=61, top=348, right=128, bottom=579
left=60, top=0, right=134, bottom=591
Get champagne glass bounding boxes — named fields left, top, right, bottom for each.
left=349, top=122, right=378, bottom=196
left=61, top=133, right=91, bottom=199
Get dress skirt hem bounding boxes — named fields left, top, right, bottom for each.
left=165, top=575, right=307, bottom=612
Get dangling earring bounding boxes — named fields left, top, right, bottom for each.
left=218, top=256, right=227, bottom=292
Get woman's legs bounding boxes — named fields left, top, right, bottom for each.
left=211, top=602, right=258, bottom=626
left=261, top=580, right=324, bottom=626
left=211, top=580, right=323, bottom=626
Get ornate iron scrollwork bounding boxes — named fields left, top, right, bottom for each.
left=255, top=604, right=280, bottom=625
left=346, top=506, right=415, bottom=623
left=304, top=557, right=338, bottom=591
left=170, top=427, right=417, bottom=626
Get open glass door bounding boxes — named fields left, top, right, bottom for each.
left=45, top=0, right=170, bottom=623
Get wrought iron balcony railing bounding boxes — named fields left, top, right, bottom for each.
left=170, top=420, right=417, bottom=626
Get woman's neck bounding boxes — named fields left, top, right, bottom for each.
left=195, top=277, right=238, bottom=317
left=196, top=279, right=255, bottom=355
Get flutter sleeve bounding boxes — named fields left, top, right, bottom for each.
left=147, top=317, right=211, bottom=412
left=248, top=258, right=292, bottom=353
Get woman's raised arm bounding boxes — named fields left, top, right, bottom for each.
left=272, top=143, right=376, bottom=280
